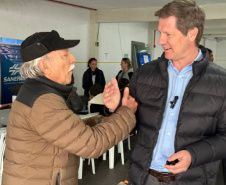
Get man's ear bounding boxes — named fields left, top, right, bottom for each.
left=38, top=59, right=51, bottom=75
left=188, top=27, right=198, bottom=42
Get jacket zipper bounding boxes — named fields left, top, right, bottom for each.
left=174, top=69, right=202, bottom=151
left=143, top=61, right=169, bottom=183
left=54, top=172, right=60, bottom=185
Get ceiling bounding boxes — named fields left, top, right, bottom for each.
left=52, top=0, right=226, bottom=40
left=58, top=0, right=226, bottom=9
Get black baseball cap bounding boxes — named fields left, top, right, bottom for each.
left=20, top=30, right=80, bottom=62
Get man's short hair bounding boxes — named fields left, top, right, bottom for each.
left=155, top=0, right=205, bottom=47
left=207, top=48, right=213, bottom=54
left=89, top=84, right=102, bottom=97
left=206, top=48, right=214, bottom=62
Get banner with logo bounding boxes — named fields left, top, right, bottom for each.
left=0, top=44, right=24, bottom=105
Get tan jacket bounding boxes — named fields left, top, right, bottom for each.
left=2, top=92, right=135, bottom=185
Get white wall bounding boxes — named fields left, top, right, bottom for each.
left=216, top=40, right=226, bottom=69
left=201, top=38, right=226, bottom=69
left=0, top=0, right=90, bottom=95
left=1, top=0, right=226, bottom=96
left=205, top=39, right=217, bottom=58
left=98, top=22, right=149, bottom=82
left=153, top=31, right=163, bottom=60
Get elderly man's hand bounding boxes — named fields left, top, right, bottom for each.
left=122, top=87, right=137, bottom=113
left=164, top=150, right=192, bottom=174
left=103, top=78, right=120, bottom=112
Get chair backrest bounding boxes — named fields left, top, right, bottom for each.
left=0, top=129, right=6, bottom=155
left=90, top=104, right=105, bottom=116
left=88, top=93, right=104, bottom=114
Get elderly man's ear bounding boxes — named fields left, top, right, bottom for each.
left=38, top=59, right=51, bottom=75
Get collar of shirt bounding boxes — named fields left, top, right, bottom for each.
left=168, top=48, right=203, bottom=73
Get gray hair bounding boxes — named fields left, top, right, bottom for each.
left=20, top=56, right=44, bottom=79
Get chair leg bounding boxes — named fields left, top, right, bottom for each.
left=118, top=143, right=121, bottom=153
left=0, top=142, right=5, bottom=174
left=102, top=152, right=106, bottom=160
left=0, top=133, right=6, bottom=184
left=78, top=157, right=83, bottom=179
left=119, top=141, right=124, bottom=165
left=0, top=134, right=5, bottom=159
left=127, top=135, right=131, bottom=150
left=91, top=159, right=95, bottom=174
left=109, top=146, right=115, bottom=169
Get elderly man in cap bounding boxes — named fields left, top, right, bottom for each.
left=2, top=30, right=137, bottom=185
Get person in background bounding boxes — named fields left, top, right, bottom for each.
left=88, top=84, right=105, bottom=115
left=205, top=50, right=224, bottom=185
left=2, top=30, right=137, bottom=185
left=82, top=58, right=106, bottom=99
left=116, top=58, right=133, bottom=94
left=104, top=0, right=226, bottom=185
left=207, top=48, right=214, bottom=62
left=89, top=83, right=102, bottom=100
left=209, top=45, right=226, bottom=185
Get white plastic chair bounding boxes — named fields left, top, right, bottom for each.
left=78, top=95, right=104, bottom=179
left=0, top=128, right=7, bottom=184
left=88, top=93, right=103, bottom=113
left=108, top=135, right=131, bottom=169
left=77, top=112, right=99, bottom=180
left=78, top=157, right=95, bottom=179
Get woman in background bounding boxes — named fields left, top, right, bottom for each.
left=82, top=58, right=106, bottom=98
left=116, top=58, right=133, bottom=94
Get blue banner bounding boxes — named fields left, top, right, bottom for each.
left=0, top=38, right=23, bottom=45
left=0, top=44, right=24, bottom=105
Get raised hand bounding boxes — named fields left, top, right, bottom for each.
left=164, top=150, right=192, bottom=174
left=102, top=78, right=121, bottom=112
left=122, top=87, right=138, bottom=113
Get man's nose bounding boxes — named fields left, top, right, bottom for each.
left=69, top=53, right=76, bottom=64
left=158, top=34, right=166, bottom=45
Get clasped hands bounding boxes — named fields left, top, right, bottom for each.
left=102, top=78, right=137, bottom=113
